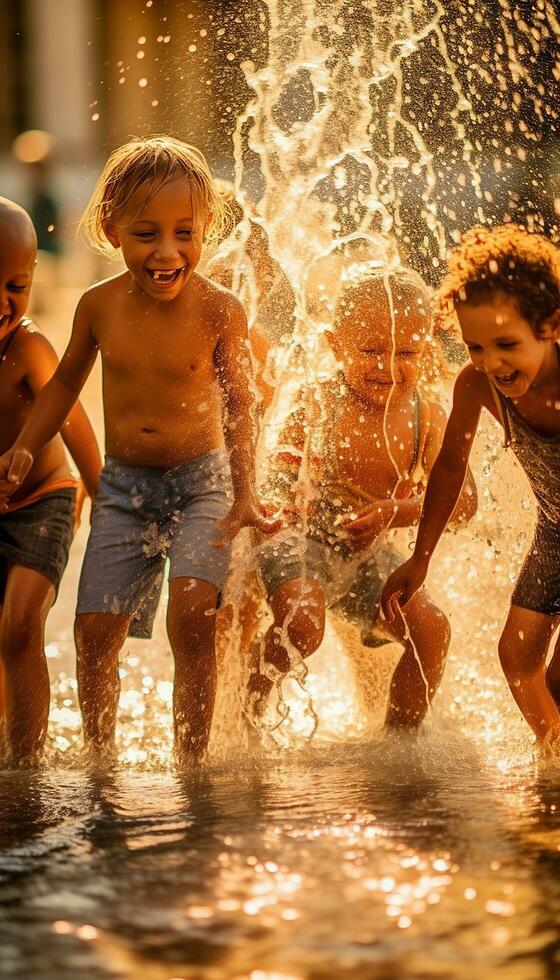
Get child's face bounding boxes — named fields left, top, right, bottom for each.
left=331, top=284, right=428, bottom=405
left=0, top=232, right=35, bottom=339
left=105, top=176, right=206, bottom=302
left=457, top=293, right=559, bottom=398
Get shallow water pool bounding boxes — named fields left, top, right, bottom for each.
left=1, top=736, right=560, bottom=979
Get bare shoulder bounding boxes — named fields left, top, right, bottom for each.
left=452, top=363, right=493, bottom=409
left=11, top=320, right=57, bottom=367
left=195, top=273, right=245, bottom=326
left=78, top=271, right=129, bottom=314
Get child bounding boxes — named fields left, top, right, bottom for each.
left=249, top=266, right=476, bottom=729
left=0, top=138, right=279, bottom=763
left=0, top=197, right=101, bottom=765
left=382, top=225, right=560, bottom=749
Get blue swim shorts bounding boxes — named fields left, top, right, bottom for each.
left=76, top=450, right=233, bottom=638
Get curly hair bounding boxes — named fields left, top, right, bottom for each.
left=437, top=224, right=560, bottom=336
left=79, top=136, right=230, bottom=255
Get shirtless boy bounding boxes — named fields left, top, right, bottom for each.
left=0, top=138, right=278, bottom=762
left=0, top=197, right=100, bottom=765
left=250, top=267, right=477, bottom=729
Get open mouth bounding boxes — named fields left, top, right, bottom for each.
left=494, top=370, right=519, bottom=388
left=146, top=266, right=186, bottom=286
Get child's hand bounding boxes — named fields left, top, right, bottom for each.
left=0, top=447, right=34, bottom=510
left=343, top=499, right=396, bottom=551
left=214, top=495, right=283, bottom=548
left=381, top=557, right=428, bottom=621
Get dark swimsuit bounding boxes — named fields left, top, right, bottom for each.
left=492, top=374, right=560, bottom=616
left=0, top=319, right=76, bottom=600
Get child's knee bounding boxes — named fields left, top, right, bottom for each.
left=0, top=606, right=43, bottom=658
left=271, top=579, right=325, bottom=657
left=404, top=595, right=451, bottom=653
left=74, top=613, right=128, bottom=660
left=497, top=626, right=532, bottom=679
left=167, top=579, right=220, bottom=646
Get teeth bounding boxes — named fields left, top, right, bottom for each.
left=151, top=268, right=183, bottom=282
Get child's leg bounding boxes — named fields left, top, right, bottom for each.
left=166, top=577, right=221, bottom=761
left=75, top=612, right=131, bottom=754
left=498, top=604, right=560, bottom=740
left=545, top=628, right=560, bottom=708
left=384, top=591, right=451, bottom=729
left=247, top=577, right=326, bottom=712
left=0, top=565, right=55, bottom=763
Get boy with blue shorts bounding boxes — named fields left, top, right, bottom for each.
left=0, top=138, right=279, bottom=762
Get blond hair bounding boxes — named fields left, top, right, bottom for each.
left=79, top=136, right=230, bottom=255
left=437, top=224, right=560, bottom=336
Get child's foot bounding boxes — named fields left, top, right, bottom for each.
left=81, top=740, right=117, bottom=771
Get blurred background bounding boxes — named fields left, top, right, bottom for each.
left=0, top=0, right=266, bottom=300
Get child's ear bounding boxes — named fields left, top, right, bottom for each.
left=102, top=220, right=121, bottom=250
left=541, top=308, right=560, bottom=339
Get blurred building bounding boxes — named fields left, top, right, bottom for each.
left=0, top=0, right=257, bottom=282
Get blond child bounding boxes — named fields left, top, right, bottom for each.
left=0, top=197, right=101, bottom=765
left=383, top=226, right=560, bottom=750
left=249, top=267, right=476, bottom=729
left=0, top=138, right=279, bottom=762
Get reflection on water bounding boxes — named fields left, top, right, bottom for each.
left=1, top=742, right=560, bottom=978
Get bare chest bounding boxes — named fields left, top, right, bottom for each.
left=324, top=409, right=416, bottom=497
left=96, top=316, right=218, bottom=389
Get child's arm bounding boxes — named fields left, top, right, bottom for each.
left=422, top=401, right=478, bottom=527
left=214, top=295, right=282, bottom=545
left=0, top=293, right=99, bottom=500
left=20, top=331, right=102, bottom=500
left=344, top=402, right=478, bottom=550
left=381, top=366, right=483, bottom=617
left=60, top=405, right=101, bottom=502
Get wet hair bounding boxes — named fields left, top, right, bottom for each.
left=438, top=224, right=560, bottom=337
left=333, top=265, right=448, bottom=390
left=79, top=136, right=230, bottom=255
left=214, top=178, right=244, bottom=231
left=334, top=264, right=432, bottom=329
